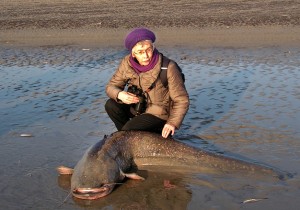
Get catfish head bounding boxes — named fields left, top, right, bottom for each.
left=69, top=141, right=144, bottom=200
left=70, top=149, right=121, bottom=199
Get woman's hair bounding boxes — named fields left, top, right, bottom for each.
left=132, top=40, right=154, bottom=52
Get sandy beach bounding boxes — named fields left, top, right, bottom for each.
left=1, top=1, right=300, bottom=209
left=1, top=0, right=300, bottom=48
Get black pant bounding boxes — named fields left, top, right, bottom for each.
left=105, top=99, right=166, bottom=133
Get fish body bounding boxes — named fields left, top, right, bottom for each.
left=59, top=131, right=290, bottom=200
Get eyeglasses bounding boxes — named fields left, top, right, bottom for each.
left=133, top=46, right=154, bottom=56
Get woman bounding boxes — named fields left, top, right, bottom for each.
left=105, top=28, right=189, bottom=138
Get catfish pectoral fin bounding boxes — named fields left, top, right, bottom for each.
left=124, top=172, right=145, bottom=180
left=57, top=166, right=74, bottom=175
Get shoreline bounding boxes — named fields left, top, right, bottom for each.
left=1, top=26, right=300, bottom=48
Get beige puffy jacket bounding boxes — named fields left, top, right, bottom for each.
left=106, top=53, right=189, bottom=129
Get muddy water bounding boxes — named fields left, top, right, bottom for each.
left=0, top=46, right=300, bottom=210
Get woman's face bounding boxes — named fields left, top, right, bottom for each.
left=132, top=41, right=154, bottom=66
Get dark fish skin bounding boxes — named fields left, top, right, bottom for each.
left=70, top=130, right=292, bottom=199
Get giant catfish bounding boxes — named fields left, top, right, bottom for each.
left=57, top=131, right=291, bottom=200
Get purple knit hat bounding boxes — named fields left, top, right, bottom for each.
left=124, top=28, right=156, bottom=51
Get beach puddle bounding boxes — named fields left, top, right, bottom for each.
left=0, top=46, right=300, bottom=209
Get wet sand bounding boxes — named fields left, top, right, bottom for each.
left=2, top=46, right=300, bottom=210
left=1, top=1, right=300, bottom=210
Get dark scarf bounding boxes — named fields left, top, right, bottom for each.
left=129, top=49, right=159, bottom=74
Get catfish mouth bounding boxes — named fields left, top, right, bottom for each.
left=72, top=184, right=115, bottom=200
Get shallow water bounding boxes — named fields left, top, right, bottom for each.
left=0, top=46, right=300, bottom=209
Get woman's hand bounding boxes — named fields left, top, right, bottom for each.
left=162, top=124, right=175, bottom=138
left=117, top=91, right=140, bottom=104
